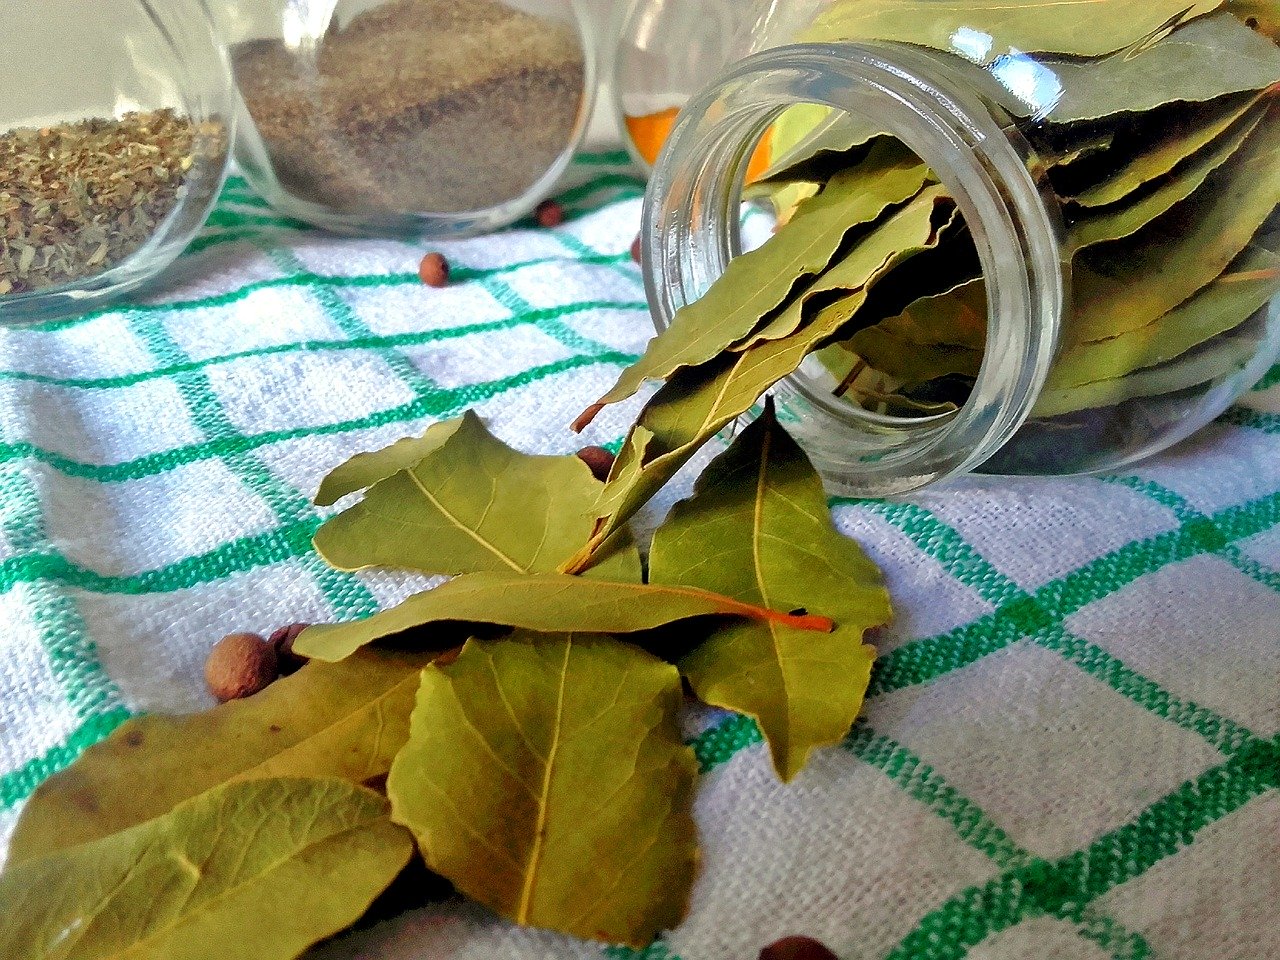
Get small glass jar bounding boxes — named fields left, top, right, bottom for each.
left=639, top=2, right=1280, bottom=495
left=220, top=0, right=596, bottom=237
left=0, top=0, right=232, bottom=325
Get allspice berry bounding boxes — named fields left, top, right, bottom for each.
left=268, top=623, right=310, bottom=676
left=205, top=632, right=278, bottom=702
left=630, top=234, right=643, bottom=264
left=535, top=199, right=565, bottom=227
left=576, top=445, right=616, bottom=482
left=419, top=251, right=450, bottom=288
left=760, top=936, right=839, bottom=960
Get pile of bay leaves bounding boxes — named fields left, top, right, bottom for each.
left=0, top=401, right=891, bottom=957
left=572, top=0, right=1280, bottom=490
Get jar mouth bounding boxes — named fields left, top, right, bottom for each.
left=641, top=41, right=1067, bottom=497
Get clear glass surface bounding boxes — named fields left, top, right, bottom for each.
left=0, top=0, right=233, bottom=325
left=639, top=2, right=1280, bottom=494
left=220, top=0, right=596, bottom=237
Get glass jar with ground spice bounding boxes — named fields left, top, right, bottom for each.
left=221, top=0, right=595, bottom=236
left=0, top=0, right=233, bottom=324
left=608, top=1, right=1280, bottom=495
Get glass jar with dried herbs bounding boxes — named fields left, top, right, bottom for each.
left=0, top=0, right=233, bottom=324
left=589, top=0, right=1280, bottom=496
left=221, top=0, right=595, bottom=237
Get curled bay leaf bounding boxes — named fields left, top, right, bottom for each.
left=314, top=410, right=639, bottom=581
left=387, top=633, right=698, bottom=947
left=8, top=649, right=437, bottom=863
left=575, top=141, right=933, bottom=429
left=649, top=402, right=891, bottom=782
left=0, top=778, right=413, bottom=960
left=314, top=417, right=464, bottom=506
left=295, top=570, right=835, bottom=663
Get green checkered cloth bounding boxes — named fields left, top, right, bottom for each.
left=1, top=152, right=1277, bottom=960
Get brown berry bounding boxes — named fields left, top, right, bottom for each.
left=418, top=252, right=450, bottom=287
left=535, top=199, right=565, bottom=227
left=630, top=234, right=643, bottom=264
left=205, top=632, right=278, bottom=702
left=576, top=445, right=616, bottom=482
left=760, top=936, right=839, bottom=960
left=268, top=623, right=310, bottom=675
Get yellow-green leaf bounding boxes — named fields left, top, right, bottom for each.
left=648, top=402, right=890, bottom=782
left=294, top=570, right=834, bottom=663
left=314, top=411, right=637, bottom=577
left=314, top=417, right=464, bottom=506
left=387, top=633, right=698, bottom=947
left=0, top=778, right=412, bottom=960
left=7, top=650, right=435, bottom=864
left=575, top=141, right=932, bottom=427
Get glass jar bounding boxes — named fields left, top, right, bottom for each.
left=0, top=0, right=232, bottom=325
left=220, top=0, right=596, bottom=237
left=636, top=1, right=1280, bottom=496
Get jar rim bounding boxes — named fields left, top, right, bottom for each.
left=641, top=40, right=1069, bottom=497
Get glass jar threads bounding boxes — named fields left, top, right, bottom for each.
left=602, top=1, right=1280, bottom=495
left=0, top=0, right=232, bottom=325
left=221, top=0, right=596, bottom=237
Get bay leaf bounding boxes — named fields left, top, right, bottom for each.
left=313, top=411, right=639, bottom=580
left=565, top=189, right=953, bottom=571
left=648, top=402, right=891, bottom=782
left=314, top=417, right=464, bottom=507
left=853, top=277, right=987, bottom=351
left=842, top=327, right=984, bottom=386
left=757, top=108, right=886, bottom=186
left=8, top=649, right=436, bottom=864
left=294, top=569, right=835, bottom=663
left=387, top=632, right=698, bottom=947
left=1033, top=324, right=1262, bottom=417
left=1048, top=245, right=1280, bottom=388
left=803, top=0, right=1223, bottom=60
left=986, top=14, right=1280, bottom=125
left=1068, top=93, right=1262, bottom=208
left=1070, top=105, right=1280, bottom=343
left=0, top=778, right=412, bottom=960
left=574, top=141, right=932, bottom=429
left=1068, top=100, right=1266, bottom=249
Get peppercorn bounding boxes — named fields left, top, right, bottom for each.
left=535, top=199, right=565, bottom=227
left=419, top=251, right=450, bottom=287
left=759, top=936, right=839, bottom=960
left=268, top=623, right=310, bottom=675
left=576, top=445, right=616, bottom=482
left=205, top=632, right=279, bottom=702
left=630, top=234, right=643, bottom=264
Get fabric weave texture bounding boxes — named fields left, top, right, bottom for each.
left=0, top=153, right=1277, bottom=960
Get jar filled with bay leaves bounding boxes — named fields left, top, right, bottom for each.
left=597, top=0, right=1280, bottom=494
left=219, top=0, right=595, bottom=236
left=0, top=0, right=232, bottom=324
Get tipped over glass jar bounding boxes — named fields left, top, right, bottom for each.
left=0, top=0, right=232, bottom=325
left=219, top=0, right=596, bottom=237
left=608, top=0, right=1280, bottom=495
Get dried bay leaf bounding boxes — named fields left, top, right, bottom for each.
left=8, top=650, right=436, bottom=863
left=387, top=633, right=698, bottom=947
left=0, top=778, right=412, bottom=960
left=1067, top=100, right=1266, bottom=249
left=566, top=188, right=954, bottom=570
left=574, top=141, right=933, bottom=428
left=314, top=411, right=639, bottom=580
left=1068, top=93, right=1262, bottom=208
left=854, top=278, right=987, bottom=352
left=1070, top=106, right=1280, bottom=344
left=295, top=569, right=834, bottom=663
left=803, top=0, right=1223, bottom=60
left=649, top=403, right=891, bottom=782
left=1048, top=245, right=1280, bottom=387
left=314, top=417, right=464, bottom=506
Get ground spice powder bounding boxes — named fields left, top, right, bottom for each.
left=233, top=0, right=586, bottom=215
left=0, top=110, right=226, bottom=298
